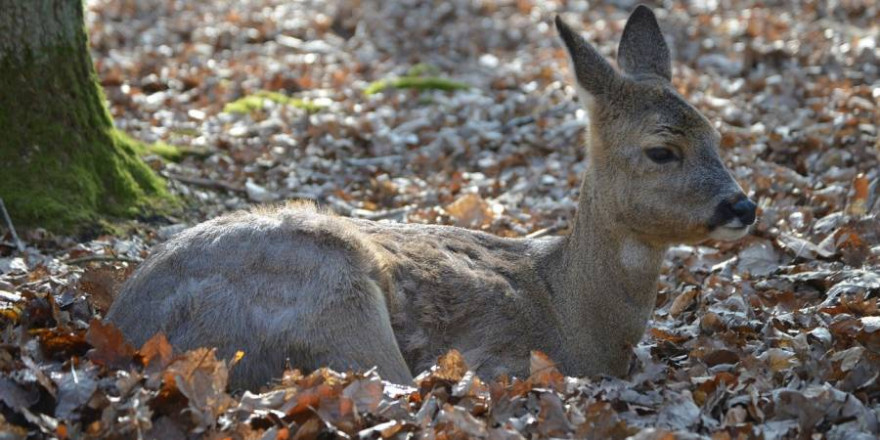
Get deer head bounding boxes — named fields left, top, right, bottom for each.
left=556, top=6, right=756, bottom=246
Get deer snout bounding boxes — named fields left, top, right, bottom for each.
left=708, top=194, right=757, bottom=240
left=723, top=194, right=757, bottom=226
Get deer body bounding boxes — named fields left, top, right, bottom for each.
left=108, top=201, right=661, bottom=388
left=107, top=6, right=756, bottom=390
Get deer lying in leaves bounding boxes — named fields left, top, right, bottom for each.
left=107, top=6, right=757, bottom=390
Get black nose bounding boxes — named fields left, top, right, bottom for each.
left=724, top=195, right=757, bottom=225
left=711, top=194, right=757, bottom=229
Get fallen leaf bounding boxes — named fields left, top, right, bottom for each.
left=139, top=332, right=173, bottom=371
left=528, top=351, right=565, bottom=391
left=53, top=370, right=98, bottom=420
left=445, top=194, right=493, bottom=228
left=777, top=233, right=834, bottom=260
left=342, top=373, right=383, bottom=414
left=759, top=348, right=798, bottom=373
left=656, top=391, right=700, bottom=430
left=78, top=265, right=133, bottom=313
left=703, top=349, right=740, bottom=367
left=0, top=376, right=40, bottom=411
left=737, top=241, right=781, bottom=277
left=165, top=348, right=232, bottom=428
left=536, top=392, right=573, bottom=436
left=669, top=286, right=699, bottom=317
left=85, top=319, right=136, bottom=369
left=421, top=349, right=468, bottom=384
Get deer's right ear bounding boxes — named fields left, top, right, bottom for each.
left=555, top=15, right=618, bottom=109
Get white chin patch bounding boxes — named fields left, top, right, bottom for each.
left=709, top=220, right=751, bottom=241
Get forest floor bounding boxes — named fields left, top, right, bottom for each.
left=2, top=0, right=880, bottom=438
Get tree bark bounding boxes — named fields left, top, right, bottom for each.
left=0, top=0, right=172, bottom=234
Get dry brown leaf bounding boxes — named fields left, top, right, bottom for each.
left=445, top=193, right=493, bottom=229
left=429, top=349, right=468, bottom=383
left=85, top=319, right=136, bottom=369
left=536, top=393, right=573, bottom=436
left=291, top=417, right=323, bottom=440
left=78, top=265, right=134, bottom=313
left=528, top=351, right=565, bottom=391
left=669, top=287, right=699, bottom=317
left=575, top=402, right=635, bottom=439
left=759, top=348, right=798, bottom=373
left=777, top=233, right=834, bottom=260
left=33, top=328, right=89, bottom=359
left=703, top=349, right=740, bottom=367
left=737, top=241, right=781, bottom=277
left=835, top=227, right=871, bottom=267
left=847, top=173, right=870, bottom=215
left=650, top=327, right=691, bottom=343
left=165, top=347, right=231, bottom=428
left=342, top=374, right=383, bottom=414
left=139, top=332, right=174, bottom=370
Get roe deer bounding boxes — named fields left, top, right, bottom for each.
left=107, top=5, right=757, bottom=390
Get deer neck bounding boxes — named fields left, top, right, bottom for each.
left=544, top=170, right=666, bottom=374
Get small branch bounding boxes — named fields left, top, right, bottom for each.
left=0, top=198, right=25, bottom=252
left=343, top=155, right=403, bottom=166
left=327, top=196, right=411, bottom=221
left=526, top=224, right=565, bottom=239
left=352, top=206, right=411, bottom=221
left=163, top=172, right=246, bottom=193
left=64, top=255, right=142, bottom=265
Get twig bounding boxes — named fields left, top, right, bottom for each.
left=163, top=172, right=246, bottom=193
left=352, top=207, right=411, bottom=221
left=64, top=255, right=142, bottom=265
left=0, top=198, right=25, bottom=252
left=343, top=155, right=403, bottom=166
left=186, top=348, right=214, bottom=381
left=327, top=196, right=411, bottom=221
left=526, top=224, right=566, bottom=239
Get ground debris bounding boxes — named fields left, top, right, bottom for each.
left=1, top=0, right=879, bottom=437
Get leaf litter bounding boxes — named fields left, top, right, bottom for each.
left=1, top=0, right=880, bottom=438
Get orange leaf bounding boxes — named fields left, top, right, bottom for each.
left=650, top=328, right=690, bottom=344
left=529, top=351, right=565, bottom=391
left=847, top=173, right=869, bottom=215
left=433, top=349, right=469, bottom=382
left=86, top=319, right=136, bottom=369
left=445, top=194, right=493, bottom=229
left=56, top=423, right=68, bottom=440
left=139, top=332, right=173, bottom=370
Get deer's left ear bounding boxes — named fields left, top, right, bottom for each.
left=617, top=5, right=671, bottom=81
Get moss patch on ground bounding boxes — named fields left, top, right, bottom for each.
left=136, top=140, right=212, bottom=163
left=364, top=76, right=471, bottom=95
left=364, top=64, right=470, bottom=95
left=139, top=141, right=183, bottom=162
left=224, top=90, right=325, bottom=114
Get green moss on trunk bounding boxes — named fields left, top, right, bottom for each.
left=0, top=1, right=174, bottom=233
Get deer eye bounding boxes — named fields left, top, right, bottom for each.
left=645, top=147, right=678, bottom=164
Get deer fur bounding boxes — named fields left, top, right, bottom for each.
left=107, top=5, right=756, bottom=390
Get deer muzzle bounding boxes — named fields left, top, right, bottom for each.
left=708, top=193, right=757, bottom=240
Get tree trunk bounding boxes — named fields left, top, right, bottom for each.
left=0, top=0, right=172, bottom=234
